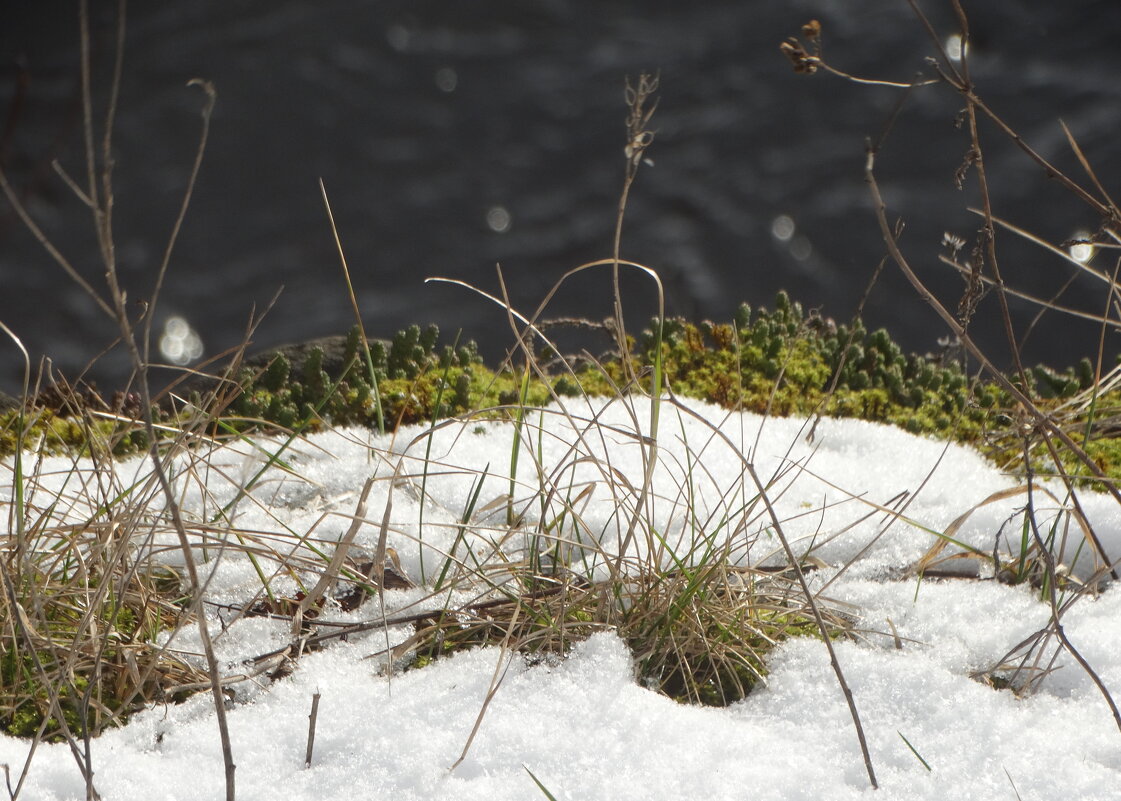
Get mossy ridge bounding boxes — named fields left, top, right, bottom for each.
left=5, top=294, right=1121, bottom=486
left=0, top=391, right=155, bottom=459
left=633, top=291, right=991, bottom=438
left=227, top=323, right=484, bottom=430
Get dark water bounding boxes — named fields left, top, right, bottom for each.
left=3, top=1, right=1121, bottom=395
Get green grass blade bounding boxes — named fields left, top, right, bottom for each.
left=897, top=730, right=932, bottom=771
left=523, top=765, right=560, bottom=801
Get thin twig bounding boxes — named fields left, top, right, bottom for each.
left=305, top=691, right=321, bottom=768
left=947, top=0, right=1029, bottom=391
left=73, top=1, right=236, bottom=796
left=142, top=78, right=216, bottom=364
left=746, top=464, right=878, bottom=790
left=864, top=144, right=1118, bottom=577
left=0, top=166, right=113, bottom=318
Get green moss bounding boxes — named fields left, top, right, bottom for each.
left=632, top=292, right=991, bottom=443
left=1, top=563, right=196, bottom=740
left=0, top=407, right=151, bottom=458
left=2, top=652, right=91, bottom=739
left=9, top=299, right=1121, bottom=489
left=222, top=324, right=488, bottom=430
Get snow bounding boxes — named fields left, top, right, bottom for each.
left=4, top=395, right=1121, bottom=800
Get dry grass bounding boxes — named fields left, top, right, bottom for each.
left=781, top=0, right=1121, bottom=739
left=0, top=21, right=867, bottom=787
left=5, top=3, right=1121, bottom=799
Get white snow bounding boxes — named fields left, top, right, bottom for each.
left=4, top=395, right=1121, bottom=800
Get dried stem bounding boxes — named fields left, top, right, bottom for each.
left=612, top=72, right=658, bottom=382
left=746, top=463, right=878, bottom=790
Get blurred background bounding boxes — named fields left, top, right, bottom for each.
left=2, top=0, right=1121, bottom=395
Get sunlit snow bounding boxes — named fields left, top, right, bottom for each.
left=4, top=396, right=1121, bottom=800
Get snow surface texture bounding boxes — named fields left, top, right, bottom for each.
left=4, top=397, right=1121, bottom=800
